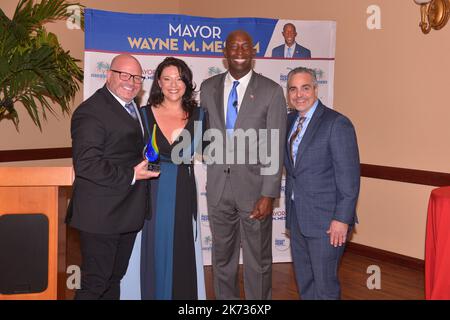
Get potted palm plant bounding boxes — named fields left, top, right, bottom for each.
left=0, top=0, right=83, bottom=130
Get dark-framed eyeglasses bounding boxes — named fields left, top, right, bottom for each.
left=110, top=69, right=145, bottom=83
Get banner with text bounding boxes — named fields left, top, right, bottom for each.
left=84, top=8, right=336, bottom=264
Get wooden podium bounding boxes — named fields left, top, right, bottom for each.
left=0, top=167, right=73, bottom=300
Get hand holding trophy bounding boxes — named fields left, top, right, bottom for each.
left=143, top=124, right=161, bottom=172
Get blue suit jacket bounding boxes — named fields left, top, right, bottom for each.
left=272, top=43, right=311, bottom=58
left=284, top=101, right=360, bottom=237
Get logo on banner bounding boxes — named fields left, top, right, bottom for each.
left=280, top=178, right=286, bottom=193
left=202, top=235, right=213, bottom=251
left=279, top=67, right=294, bottom=87
left=272, top=209, right=286, bottom=221
left=90, top=61, right=110, bottom=80
left=143, top=68, right=156, bottom=80
left=200, top=214, right=209, bottom=227
left=274, top=233, right=290, bottom=251
left=315, top=69, right=328, bottom=85
left=208, top=66, right=223, bottom=77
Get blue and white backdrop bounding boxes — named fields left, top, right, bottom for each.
left=83, top=9, right=336, bottom=265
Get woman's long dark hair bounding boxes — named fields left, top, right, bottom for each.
left=147, top=57, right=198, bottom=119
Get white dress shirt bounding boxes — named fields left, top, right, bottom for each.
left=223, top=70, right=253, bottom=121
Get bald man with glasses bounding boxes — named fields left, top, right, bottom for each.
left=67, top=54, right=159, bottom=299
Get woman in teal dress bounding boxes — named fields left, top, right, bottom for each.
left=121, top=57, right=206, bottom=300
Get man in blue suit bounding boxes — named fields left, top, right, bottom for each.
left=284, top=67, right=360, bottom=300
left=272, top=23, right=311, bottom=59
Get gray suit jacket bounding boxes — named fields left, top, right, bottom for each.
left=284, top=101, right=360, bottom=237
left=200, top=72, right=287, bottom=211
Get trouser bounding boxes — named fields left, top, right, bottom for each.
left=208, top=177, right=272, bottom=300
left=290, top=205, right=346, bottom=300
left=74, top=230, right=137, bottom=300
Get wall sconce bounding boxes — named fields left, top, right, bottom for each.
left=414, top=0, right=450, bottom=34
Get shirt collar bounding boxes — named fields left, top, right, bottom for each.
left=226, top=69, right=253, bottom=87
left=285, top=42, right=297, bottom=50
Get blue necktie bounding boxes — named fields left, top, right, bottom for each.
left=125, top=102, right=138, bottom=121
left=287, top=47, right=292, bottom=58
left=226, top=81, right=239, bottom=131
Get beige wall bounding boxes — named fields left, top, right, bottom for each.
left=354, top=178, right=434, bottom=258
left=2, top=0, right=449, bottom=259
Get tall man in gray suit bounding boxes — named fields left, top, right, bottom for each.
left=284, top=67, right=360, bottom=300
left=200, top=30, right=287, bottom=299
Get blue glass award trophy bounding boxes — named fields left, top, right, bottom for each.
left=143, top=124, right=160, bottom=171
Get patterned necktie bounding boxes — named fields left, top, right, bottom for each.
left=289, top=116, right=306, bottom=163
left=226, top=81, right=239, bottom=131
left=124, top=102, right=138, bottom=121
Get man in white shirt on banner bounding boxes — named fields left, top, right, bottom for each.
left=272, top=23, right=311, bottom=59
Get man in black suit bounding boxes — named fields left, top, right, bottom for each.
left=67, top=54, right=159, bottom=299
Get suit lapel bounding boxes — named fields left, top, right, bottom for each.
left=214, top=73, right=226, bottom=132
left=287, top=112, right=297, bottom=138
left=100, top=85, right=144, bottom=141
left=101, top=86, right=133, bottom=123
left=294, top=43, right=300, bottom=57
left=235, top=72, right=257, bottom=129
left=294, top=101, right=325, bottom=168
left=285, top=112, right=297, bottom=171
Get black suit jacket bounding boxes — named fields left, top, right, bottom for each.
left=66, top=85, right=150, bottom=234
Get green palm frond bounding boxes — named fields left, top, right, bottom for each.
left=0, top=0, right=84, bottom=131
